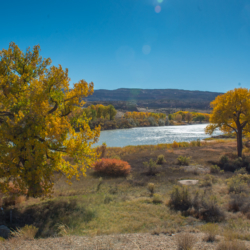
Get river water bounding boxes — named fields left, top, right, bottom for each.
left=93, top=124, right=223, bottom=147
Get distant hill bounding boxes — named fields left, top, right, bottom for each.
left=85, top=88, right=223, bottom=110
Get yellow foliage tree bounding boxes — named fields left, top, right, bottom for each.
left=0, top=42, right=100, bottom=197
left=205, top=88, right=250, bottom=157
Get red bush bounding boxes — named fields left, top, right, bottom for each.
left=93, top=158, right=131, bottom=177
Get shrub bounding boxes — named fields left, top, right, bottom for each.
left=199, top=196, right=225, bottom=222
left=196, top=139, right=201, bottom=147
left=201, top=223, right=218, bottom=242
left=179, top=142, right=190, bottom=147
left=57, top=223, right=70, bottom=236
left=190, top=141, right=196, bottom=147
left=234, top=168, right=247, bottom=175
left=11, top=225, right=38, bottom=240
left=177, top=156, right=190, bottom=166
left=216, top=240, right=247, bottom=250
left=227, top=174, right=249, bottom=194
left=228, top=194, right=248, bottom=212
left=220, top=155, right=229, bottom=165
left=147, top=183, right=155, bottom=197
left=210, top=165, right=221, bottom=174
left=143, top=159, right=158, bottom=175
left=168, top=186, right=192, bottom=211
left=152, top=193, right=163, bottom=204
left=168, top=186, right=225, bottom=222
left=219, top=155, right=250, bottom=172
left=172, top=141, right=179, bottom=148
left=175, top=233, right=196, bottom=250
left=93, top=158, right=131, bottom=177
left=228, top=194, right=250, bottom=217
left=157, top=154, right=166, bottom=164
left=233, top=157, right=249, bottom=170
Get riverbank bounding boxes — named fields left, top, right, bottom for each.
left=92, top=119, right=209, bottom=131
left=93, top=124, right=222, bottom=147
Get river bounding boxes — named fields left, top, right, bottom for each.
left=93, top=124, right=223, bottom=147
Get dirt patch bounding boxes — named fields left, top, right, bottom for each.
left=178, top=180, right=199, bottom=185
left=1, top=232, right=250, bottom=250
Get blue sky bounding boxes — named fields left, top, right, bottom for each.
left=1, top=0, right=250, bottom=92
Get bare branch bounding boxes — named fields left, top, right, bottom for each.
left=47, top=100, right=58, bottom=114
left=0, top=111, right=14, bottom=118
left=60, top=110, right=71, bottom=117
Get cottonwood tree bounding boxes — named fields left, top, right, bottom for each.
left=0, top=42, right=100, bottom=197
left=205, top=88, right=250, bottom=157
left=175, top=114, right=182, bottom=123
left=108, top=105, right=117, bottom=120
left=195, top=114, right=205, bottom=123
left=185, top=112, right=193, bottom=123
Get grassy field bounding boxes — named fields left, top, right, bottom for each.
left=1, top=139, right=250, bottom=245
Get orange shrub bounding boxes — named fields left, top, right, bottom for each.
left=93, top=158, right=131, bottom=177
left=172, top=141, right=179, bottom=148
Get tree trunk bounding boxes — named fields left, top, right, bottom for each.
left=237, top=128, right=243, bottom=157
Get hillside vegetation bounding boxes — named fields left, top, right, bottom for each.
left=85, top=88, right=223, bottom=110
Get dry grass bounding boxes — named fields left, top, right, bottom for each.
left=216, top=240, right=247, bottom=250
left=11, top=225, right=38, bottom=240
left=175, top=232, right=197, bottom=250
left=201, top=223, right=219, bottom=242
left=2, top=139, right=250, bottom=242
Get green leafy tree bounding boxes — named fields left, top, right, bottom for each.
left=196, top=114, right=205, bottom=123
left=108, top=105, right=117, bottom=120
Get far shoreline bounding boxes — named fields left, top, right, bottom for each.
left=98, top=122, right=210, bottom=132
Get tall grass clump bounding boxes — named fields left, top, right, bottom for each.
left=201, top=223, right=219, bottom=242
left=168, top=186, right=192, bottom=211
left=157, top=154, right=166, bottom=164
left=93, top=158, right=131, bottom=177
left=177, top=156, right=190, bottom=166
left=147, top=183, right=155, bottom=197
left=143, top=159, right=158, bottom=175
left=11, top=225, right=38, bottom=240
left=175, top=233, right=196, bottom=250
